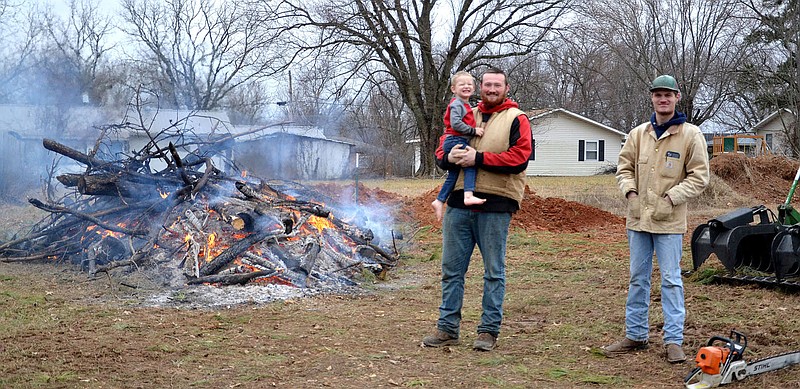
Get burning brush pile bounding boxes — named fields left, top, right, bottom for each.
left=0, top=137, right=400, bottom=296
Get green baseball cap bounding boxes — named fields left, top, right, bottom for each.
left=649, top=75, right=680, bottom=93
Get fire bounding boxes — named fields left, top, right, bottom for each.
left=85, top=222, right=129, bottom=239
left=158, top=188, right=170, bottom=199
left=207, top=232, right=217, bottom=250
left=241, top=170, right=247, bottom=178
left=306, top=215, right=335, bottom=232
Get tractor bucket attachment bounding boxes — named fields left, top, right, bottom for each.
left=770, top=228, right=800, bottom=281
left=690, top=206, right=782, bottom=273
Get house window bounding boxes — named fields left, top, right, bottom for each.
left=766, top=133, right=773, bottom=150
left=585, top=141, right=598, bottom=160
left=578, top=139, right=605, bottom=161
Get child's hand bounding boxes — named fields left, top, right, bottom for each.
left=475, top=127, right=484, bottom=136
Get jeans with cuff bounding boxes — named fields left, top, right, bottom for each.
left=625, top=230, right=685, bottom=345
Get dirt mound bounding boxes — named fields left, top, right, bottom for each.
left=402, top=185, right=624, bottom=233
left=516, top=186, right=624, bottom=232
left=710, top=153, right=800, bottom=204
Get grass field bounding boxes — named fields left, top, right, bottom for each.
left=0, top=176, right=798, bottom=388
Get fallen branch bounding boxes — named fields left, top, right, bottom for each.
left=28, top=199, right=148, bottom=237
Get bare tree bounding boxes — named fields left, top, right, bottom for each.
left=222, top=80, right=272, bottom=125
left=0, top=2, right=43, bottom=103
left=578, top=0, right=753, bottom=128
left=735, top=0, right=800, bottom=155
left=281, top=60, right=352, bottom=128
left=343, top=82, right=416, bottom=177
left=35, top=0, right=116, bottom=105
left=261, top=0, right=572, bottom=175
left=119, top=0, right=289, bottom=110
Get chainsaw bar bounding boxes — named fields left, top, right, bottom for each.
left=746, top=350, right=800, bottom=376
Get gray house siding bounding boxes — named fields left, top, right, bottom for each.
left=235, top=133, right=353, bottom=180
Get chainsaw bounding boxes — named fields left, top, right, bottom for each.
left=684, top=330, right=800, bottom=388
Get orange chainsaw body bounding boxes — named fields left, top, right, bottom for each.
left=696, top=346, right=731, bottom=375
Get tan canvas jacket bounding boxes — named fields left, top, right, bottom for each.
left=616, top=121, right=710, bottom=233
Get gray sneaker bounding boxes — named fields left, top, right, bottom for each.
left=473, top=332, right=497, bottom=351
left=422, top=330, right=459, bottom=347
left=665, top=343, right=686, bottom=363
left=602, top=337, right=648, bottom=356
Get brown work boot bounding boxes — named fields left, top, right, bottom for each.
left=665, top=343, right=686, bottom=363
left=473, top=332, right=497, bottom=351
left=422, top=329, right=459, bottom=347
left=601, top=337, right=648, bottom=356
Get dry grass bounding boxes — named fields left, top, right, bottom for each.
left=1, top=176, right=799, bottom=388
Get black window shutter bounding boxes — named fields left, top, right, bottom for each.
left=578, top=140, right=585, bottom=161
left=599, top=140, right=605, bottom=161
left=530, top=139, right=535, bottom=160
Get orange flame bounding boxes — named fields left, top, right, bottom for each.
left=306, top=215, right=334, bottom=232
left=159, top=189, right=170, bottom=199
left=87, top=222, right=128, bottom=239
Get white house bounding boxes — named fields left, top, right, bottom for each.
left=527, top=108, right=627, bottom=176
left=233, top=124, right=355, bottom=180
left=750, top=108, right=797, bottom=156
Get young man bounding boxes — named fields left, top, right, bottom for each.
left=422, top=67, right=532, bottom=351
left=603, top=74, right=710, bottom=363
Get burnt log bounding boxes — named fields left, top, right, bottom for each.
left=235, top=181, right=264, bottom=201
left=198, top=228, right=280, bottom=276
left=56, top=173, right=146, bottom=198
left=298, top=240, right=321, bottom=276
left=186, top=270, right=277, bottom=286
left=44, top=138, right=183, bottom=187
left=236, top=181, right=330, bottom=218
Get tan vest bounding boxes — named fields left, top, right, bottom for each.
left=456, top=107, right=527, bottom=206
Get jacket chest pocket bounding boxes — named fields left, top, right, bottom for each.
left=660, top=151, right=683, bottom=179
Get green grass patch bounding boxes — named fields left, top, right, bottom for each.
left=688, top=267, right=725, bottom=285
left=548, top=367, right=569, bottom=379
left=479, top=375, right=506, bottom=386
left=261, top=354, right=288, bottom=364
left=478, top=355, right=513, bottom=367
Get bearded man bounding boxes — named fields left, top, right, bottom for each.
left=422, top=67, right=532, bottom=351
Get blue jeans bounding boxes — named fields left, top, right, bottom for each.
left=436, top=135, right=477, bottom=202
left=625, top=230, right=685, bottom=345
left=437, top=207, right=512, bottom=337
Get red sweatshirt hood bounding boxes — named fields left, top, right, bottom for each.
left=477, top=98, right=519, bottom=114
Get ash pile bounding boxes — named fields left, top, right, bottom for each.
left=0, top=133, right=401, bottom=299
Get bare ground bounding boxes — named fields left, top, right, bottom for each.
left=1, top=174, right=799, bottom=388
